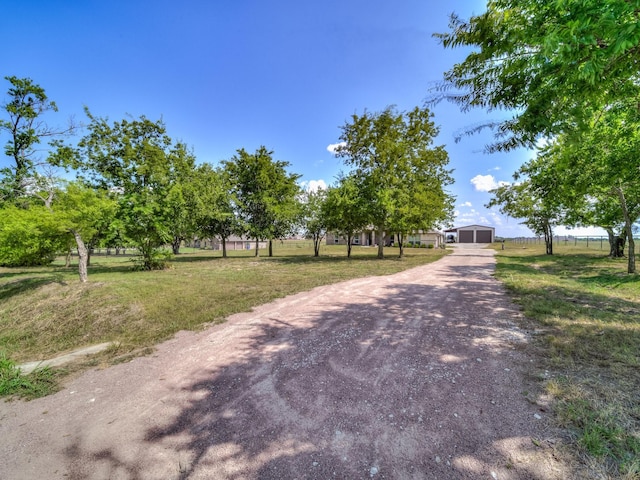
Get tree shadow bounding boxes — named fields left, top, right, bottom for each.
left=63, top=252, right=562, bottom=479
left=0, top=275, right=67, bottom=302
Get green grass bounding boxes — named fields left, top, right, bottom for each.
left=0, top=241, right=448, bottom=366
left=0, top=353, right=60, bottom=400
left=495, top=242, right=640, bottom=477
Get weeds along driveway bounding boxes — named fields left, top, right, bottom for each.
left=0, top=246, right=572, bottom=479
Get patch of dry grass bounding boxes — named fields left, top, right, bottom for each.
left=0, top=243, right=448, bottom=364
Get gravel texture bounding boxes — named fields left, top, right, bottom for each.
left=0, top=245, right=573, bottom=479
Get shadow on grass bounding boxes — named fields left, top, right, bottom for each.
left=61, top=251, right=557, bottom=479
left=0, top=275, right=67, bottom=302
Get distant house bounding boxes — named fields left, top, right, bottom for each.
left=326, top=229, right=376, bottom=246
left=445, top=224, right=495, bottom=244
left=406, top=230, right=445, bottom=248
left=326, top=229, right=445, bottom=248
left=191, top=235, right=268, bottom=251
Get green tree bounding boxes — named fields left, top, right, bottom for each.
left=435, top=0, right=640, bottom=151
left=54, top=182, right=117, bottom=282
left=336, top=106, right=454, bottom=258
left=543, top=106, right=640, bottom=272
left=193, top=163, right=241, bottom=258
left=0, top=76, right=73, bottom=203
left=224, top=147, right=301, bottom=257
left=323, top=175, right=369, bottom=258
left=164, top=143, right=198, bottom=254
left=300, top=187, right=328, bottom=257
left=488, top=157, right=565, bottom=255
left=77, top=111, right=183, bottom=270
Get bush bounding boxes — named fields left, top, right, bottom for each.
left=0, top=205, right=66, bottom=266
left=427, top=244, right=434, bottom=249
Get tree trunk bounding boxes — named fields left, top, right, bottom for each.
left=172, top=237, right=181, bottom=255
left=347, top=234, right=353, bottom=258
left=398, top=232, right=405, bottom=258
left=605, top=227, right=626, bottom=258
left=616, top=186, right=636, bottom=273
left=222, top=237, right=227, bottom=258
left=313, top=234, right=321, bottom=257
left=65, top=248, right=72, bottom=268
left=71, top=230, right=88, bottom=283
left=254, top=238, right=260, bottom=257
left=269, top=239, right=273, bottom=257
left=543, top=223, right=553, bottom=255
left=376, top=228, right=384, bottom=259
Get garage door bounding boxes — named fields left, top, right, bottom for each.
left=459, top=230, right=474, bottom=243
left=476, top=230, right=493, bottom=243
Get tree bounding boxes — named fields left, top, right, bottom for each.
left=76, top=111, right=183, bottom=270
left=322, top=174, right=370, bottom=258
left=54, top=182, right=117, bottom=282
left=164, top=143, right=198, bottom=254
left=300, top=187, right=328, bottom=257
left=488, top=157, right=565, bottom=255
left=224, top=147, right=301, bottom=257
left=0, top=76, right=73, bottom=203
left=542, top=106, right=640, bottom=272
left=193, top=163, right=241, bottom=258
left=336, top=106, right=454, bottom=258
left=435, top=0, right=640, bottom=151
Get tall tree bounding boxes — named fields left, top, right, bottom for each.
left=76, top=110, right=183, bottom=270
left=164, top=142, right=198, bottom=254
left=545, top=106, right=640, bottom=272
left=54, top=182, right=117, bottom=282
left=0, top=76, right=73, bottom=203
left=435, top=0, right=640, bottom=151
left=193, top=163, right=240, bottom=258
left=224, top=147, right=301, bottom=257
left=322, top=174, right=370, bottom=258
left=300, top=186, right=328, bottom=257
left=336, top=106, right=454, bottom=258
left=488, top=157, right=565, bottom=255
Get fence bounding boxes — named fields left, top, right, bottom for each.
left=508, top=236, right=639, bottom=253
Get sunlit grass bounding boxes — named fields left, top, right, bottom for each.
left=495, top=242, right=640, bottom=476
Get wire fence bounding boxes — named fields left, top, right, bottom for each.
left=508, top=236, right=639, bottom=253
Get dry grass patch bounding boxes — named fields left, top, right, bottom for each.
left=0, top=243, right=448, bottom=368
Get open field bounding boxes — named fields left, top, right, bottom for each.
left=0, top=242, right=448, bottom=365
left=494, top=243, right=640, bottom=477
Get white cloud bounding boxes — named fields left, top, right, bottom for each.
left=326, top=142, right=346, bottom=154
left=300, top=179, right=327, bottom=192
left=470, top=174, right=509, bottom=192
left=458, top=201, right=472, bottom=207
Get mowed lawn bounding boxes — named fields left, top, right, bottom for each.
left=0, top=242, right=448, bottom=364
left=494, top=242, right=640, bottom=477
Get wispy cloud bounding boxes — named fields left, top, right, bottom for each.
left=458, top=201, right=473, bottom=207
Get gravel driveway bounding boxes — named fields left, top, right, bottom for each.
left=0, top=245, right=572, bottom=479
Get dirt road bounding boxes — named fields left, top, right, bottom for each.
left=0, top=246, right=572, bottom=479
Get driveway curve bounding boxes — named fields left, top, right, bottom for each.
left=0, top=246, right=572, bottom=479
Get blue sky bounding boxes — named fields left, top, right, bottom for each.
left=3, top=1, right=595, bottom=237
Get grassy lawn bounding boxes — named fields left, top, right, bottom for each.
left=0, top=241, right=447, bottom=366
left=495, top=242, right=640, bottom=477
